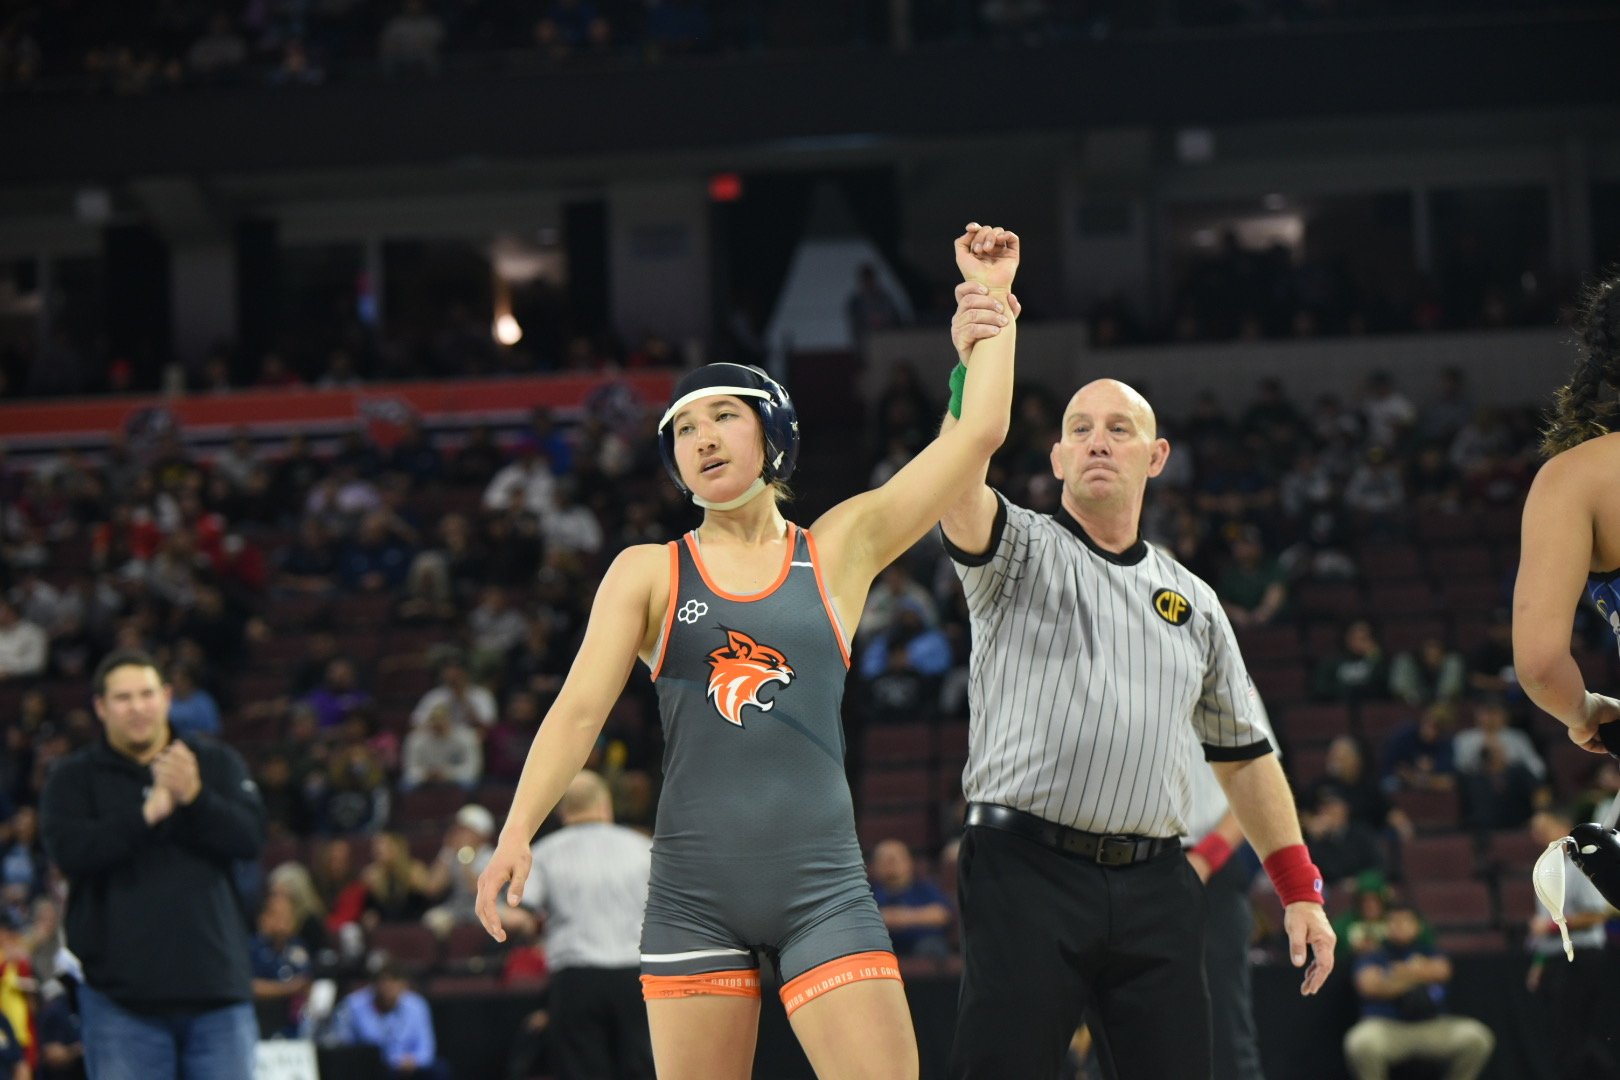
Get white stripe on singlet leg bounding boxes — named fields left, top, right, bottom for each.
left=640, top=947, right=755, bottom=964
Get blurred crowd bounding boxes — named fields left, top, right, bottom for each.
left=0, top=0, right=1598, bottom=94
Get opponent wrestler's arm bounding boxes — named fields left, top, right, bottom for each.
left=1513, top=453, right=1616, bottom=748
left=815, top=225, right=1018, bottom=586
left=475, top=545, right=658, bottom=941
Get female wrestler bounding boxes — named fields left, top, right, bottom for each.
left=476, top=224, right=1020, bottom=1079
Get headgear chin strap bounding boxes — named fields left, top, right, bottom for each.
left=657, top=364, right=801, bottom=501
left=692, top=477, right=769, bottom=512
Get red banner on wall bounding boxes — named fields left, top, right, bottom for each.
left=0, top=372, right=679, bottom=446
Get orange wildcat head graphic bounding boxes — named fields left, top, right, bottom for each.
left=706, top=628, right=794, bottom=727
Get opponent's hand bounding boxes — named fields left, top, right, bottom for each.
left=153, top=741, right=203, bottom=805
left=951, top=281, right=1021, bottom=365
left=475, top=839, right=533, bottom=943
left=1283, top=901, right=1336, bottom=996
left=954, top=223, right=1019, bottom=290
left=1571, top=693, right=1620, bottom=754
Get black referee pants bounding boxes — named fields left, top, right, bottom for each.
left=550, top=967, right=655, bottom=1080
left=948, top=825, right=1211, bottom=1080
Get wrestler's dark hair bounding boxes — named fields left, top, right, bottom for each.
left=1542, top=271, right=1620, bottom=458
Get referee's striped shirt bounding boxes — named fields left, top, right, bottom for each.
left=522, top=822, right=652, bottom=971
left=946, top=492, right=1272, bottom=839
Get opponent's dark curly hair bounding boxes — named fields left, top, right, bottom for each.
left=1543, top=272, right=1620, bottom=457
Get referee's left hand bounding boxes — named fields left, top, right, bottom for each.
left=1283, top=902, right=1336, bottom=996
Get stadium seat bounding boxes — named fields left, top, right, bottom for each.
left=444, top=922, right=498, bottom=969
left=368, top=923, right=441, bottom=973
left=1284, top=745, right=1329, bottom=790
left=396, top=785, right=468, bottom=828
left=1379, top=618, right=1450, bottom=654
left=1390, top=788, right=1460, bottom=831
left=1408, top=880, right=1491, bottom=929
left=864, top=723, right=933, bottom=767
left=1422, top=544, right=1493, bottom=580
left=936, top=720, right=970, bottom=760
left=1357, top=545, right=1425, bottom=582
left=1279, top=703, right=1351, bottom=747
left=1434, top=929, right=1507, bottom=955
left=1399, top=832, right=1479, bottom=882
left=859, top=766, right=932, bottom=807
left=1356, top=701, right=1415, bottom=744
left=1484, top=830, right=1547, bottom=876
left=857, top=807, right=931, bottom=854
left=1249, top=664, right=1309, bottom=707
left=1367, top=583, right=1443, bottom=619
left=1234, top=624, right=1304, bottom=663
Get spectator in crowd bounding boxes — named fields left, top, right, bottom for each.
left=0, top=602, right=47, bottom=682
left=401, top=703, right=483, bottom=791
left=0, top=807, right=47, bottom=905
left=359, top=833, right=434, bottom=927
left=339, top=510, right=417, bottom=593
left=279, top=519, right=342, bottom=596
left=267, top=862, right=332, bottom=958
left=334, top=958, right=448, bottom=1080
left=164, top=663, right=221, bottom=738
left=538, top=482, right=604, bottom=564
left=1453, top=697, right=1548, bottom=831
left=411, top=655, right=497, bottom=731
left=37, top=975, right=84, bottom=1080
left=378, top=0, right=446, bottom=74
left=1465, top=613, right=1519, bottom=698
left=1332, top=878, right=1394, bottom=966
left=1360, top=371, right=1416, bottom=451
left=1383, top=703, right=1459, bottom=794
left=1415, top=367, right=1473, bottom=447
left=422, top=805, right=496, bottom=938
left=534, top=0, right=613, bottom=58
left=1302, top=789, right=1386, bottom=887
left=1524, top=808, right=1617, bottom=1080
left=1342, top=448, right=1407, bottom=537
left=857, top=598, right=952, bottom=726
left=1452, top=696, right=1545, bottom=784
left=0, top=1008, right=25, bottom=1080
left=1312, top=619, right=1391, bottom=703
left=311, top=741, right=391, bottom=835
left=867, top=839, right=952, bottom=959
left=0, top=909, right=35, bottom=1074
left=250, top=892, right=313, bottom=1014
left=1389, top=636, right=1467, bottom=708
left=860, top=563, right=940, bottom=639
left=400, top=513, right=482, bottom=622
left=466, top=586, right=529, bottom=678
left=211, top=430, right=259, bottom=491
left=384, top=421, right=444, bottom=487
left=1405, top=443, right=1464, bottom=514
left=1216, top=525, right=1288, bottom=629
left=1305, top=736, right=1413, bottom=841
left=483, top=441, right=555, bottom=518
left=303, top=658, right=373, bottom=731
left=1343, top=903, right=1493, bottom=1080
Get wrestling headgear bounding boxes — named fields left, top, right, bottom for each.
left=657, top=364, right=800, bottom=503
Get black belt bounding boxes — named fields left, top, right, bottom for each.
left=965, top=804, right=1179, bottom=867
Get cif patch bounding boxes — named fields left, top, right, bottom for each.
left=1152, top=588, right=1192, bottom=626
left=706, top=628, right=795, bottom=727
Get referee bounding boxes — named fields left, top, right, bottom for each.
left=520, top=770, right=654, bottom=1080
left=934, top=373, right=1335, bottom=1080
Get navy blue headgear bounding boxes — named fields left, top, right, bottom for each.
left=657, top=363, right=800, bottom=494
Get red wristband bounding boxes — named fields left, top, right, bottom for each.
left=1190, top=833, right=1234, bottom=875
left=1263, top=844, right=1324, bottom=906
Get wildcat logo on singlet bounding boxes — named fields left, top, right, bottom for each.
left=705, top=628, right=795, bottom=727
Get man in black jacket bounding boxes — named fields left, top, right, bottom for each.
left=40, top=649, right=265, bottom=1080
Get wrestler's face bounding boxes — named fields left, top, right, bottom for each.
left=670, top=394, right=765, bottom=499
left=1051, top=380, right=1168, bottom=512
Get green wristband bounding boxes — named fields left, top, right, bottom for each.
left=947, top=362, right=968, bottom=420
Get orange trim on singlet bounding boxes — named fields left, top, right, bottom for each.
left=641, top=970, right=763, bottom=1000
left=802, top=528, right=851, bottom=669
left=778, top=951, right=902, bottom=1016
left=648, top=540, right=681, bottom=681
left=682, top=522, right=798, bottom=603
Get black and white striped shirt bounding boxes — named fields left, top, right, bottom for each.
left=522, top=822, right=652, bottom=971
left=947, top=493, right=1271, bottom=838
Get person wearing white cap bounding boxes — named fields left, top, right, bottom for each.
left=421, top=805, right=496, bottom=938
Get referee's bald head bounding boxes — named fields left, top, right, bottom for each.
left=1064, top=379, right=1158, bottom=438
